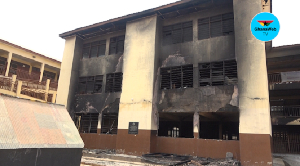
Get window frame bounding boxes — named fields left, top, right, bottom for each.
left=101, top=113, right=118, bottom=134
left=198, top=12, right=234, bottom=40
left=76, top=113, right=99, bottom=134
left=160, top=64, right=193, bottom=90
left=78, top=75, right=104, bottom=94
left=105, top=72, right=123, bottom=93
left=82, top=40, right=106, bottom=59
left=109, top=35, right=125, bottom=55
left=162, top=21, right=193, bottom=45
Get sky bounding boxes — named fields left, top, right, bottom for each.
left=0, top=0, right=299, bottom=61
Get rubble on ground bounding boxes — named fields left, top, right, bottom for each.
left=184, top=157, right=241, bottom=166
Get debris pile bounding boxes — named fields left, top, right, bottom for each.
left=186, top=157, right=240, bottom=166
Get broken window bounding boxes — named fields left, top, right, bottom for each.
left=198, top=13, right=234, bottom=40
left=101, top=113, right=118, bottom=134
left=199, top=59, right=237, bottom=86
left=160, top=64, right=193, bottom=90
left=158, top=113, right=194, bottom=138
left=105, top=72, right=123, bottom=93
left=82, top=40, right=106, bottom=59
left=109, top=35, right=125, bottom=54
left=76, top=113, right=98, bottom=133
left=163, top=21, right=193, bottom=45
left=78, top=75, right=103, bottom=94
left=199, top=113, right=239, bottom=140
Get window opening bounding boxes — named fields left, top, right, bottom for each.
left=101, top=113, right=118, bottom=134
left=199, top=59, right=237, bottom=86
left=105, top=72, right=123, bottom=93
left=163, top=21, right=193, bottom=45
left=161, top=64, right=193, bottom=90
left=158, top=113, right=193, bottom=138
left=78, top=75, right=103, bottom=94
left=82, top=40, right=106, bottom=59
left=198, top=12, right=234, bottom=40
left=76, top=113, right=98, bottom=133
left=109, top=35, right=125, bottom=54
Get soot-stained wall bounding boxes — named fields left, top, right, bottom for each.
left=74, top=30, right=125, bottom=114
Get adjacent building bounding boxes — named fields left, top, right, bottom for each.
left=56, top=0, right=300, bottom=165
left=0, top=39, right=61, bottom=102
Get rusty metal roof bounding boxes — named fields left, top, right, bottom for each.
left=0, top=95, right=83, bottom=149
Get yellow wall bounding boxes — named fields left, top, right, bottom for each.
left=118, top=15, right=158, bottom=130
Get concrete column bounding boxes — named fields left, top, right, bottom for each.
left=5, top=52, right=12, bottom=76
left=51, top=91, right=57, bottom=103
left=116, top=15, right=159, bottom=155
left=97, top=113, right=102, bottom=134
left=56, top=35, right=83, bottom=118
left=233, top=0, right=272, bottom=165
left=45, top=79, right=50, bottom=101
left=193, top=112, right=199, bottom=138
left=29, top=65, right=32, bottom=74
left=10, top=75, right=17, bottom=91
left=39, top=63, right=45, bottom=82
left=16, top=81, right=22, bottom=97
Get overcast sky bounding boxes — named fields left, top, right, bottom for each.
left=0, top=0, right=298, bottom=61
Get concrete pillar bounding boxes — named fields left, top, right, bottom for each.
left=233, top=0, right=272, bottom=165
left=97, top=113, right=102, bottom=134
left=29, top=65, right=32, bottom=74
left=16, top=80, right=22, bottom=97
left=39, top=63, right=45, bottom=82
left=56, top=35, right=82, bottom=117
left=5, top=52, right=12, bottom=76
left=193, top=112, right=199, bottom=138
left=10, top=75, right=17, bottom=91
left=116, top=15, right=159, bottom=155
left=45, top=79, right=50, bottom=101
left=51, top=91, right=57, bottom=103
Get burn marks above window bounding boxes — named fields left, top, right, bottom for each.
left=198, top=13, right=234, bottom=40
left=161, top=64, right=193, bottom=90
left=82, top=40, right=106, bottom=59
left=105, top=72, right=123, bottom=93
left=78, top=75, right=103, bottom=94
left=75, top=113, right=98, bottom=133
left=199, top=60, right=237, bottom=87
left=163, top=21, right=193, bottom=45
left=109, top=35, right=125, bottom=55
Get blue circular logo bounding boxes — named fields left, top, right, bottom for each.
left=251, top=12, right=280, bottom=41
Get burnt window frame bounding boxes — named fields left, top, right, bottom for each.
left=160, top=64, right=193, bottom=90
left=163, top=21, right=193, bottom=45
left=78, top=75, right=104, bottom=94
left=101, top=113, right=118, bottom=134
left=109, top=35, right=125, bottom=55
left=82, top=40, right=106, bottom=59
left=198, top=12, right=234, bottom=40
left=76, top=113, right=99, bottom=134
left=199, top=59, right=237, bottom=87
left=105, top=72, right=123, bottom=93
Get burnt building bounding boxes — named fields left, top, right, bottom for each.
left=56, top=0, right=300, bottom=165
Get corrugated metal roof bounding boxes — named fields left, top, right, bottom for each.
left=0, top=95, right=84, bottom=149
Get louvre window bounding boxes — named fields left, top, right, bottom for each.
left=101, top=113, right=118, bottom=134
left=105, top=72, right=123, bottom=93
left=163, top=21, right=193, bottom=45
left=78, top=75, right=103, bottom=94
left=199, top=59, right=237, bottom=86
left=198, top=13, right=234, bottom=40
left=76, top=113, right=98, bottom=133
left=109, top=36, right=125, bottom=54
left=160, top=64, right=193, bottom=90
left=82, top=40, right=106, bottom=59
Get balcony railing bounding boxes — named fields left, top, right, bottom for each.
left=271, top=106, right=300, bottom=117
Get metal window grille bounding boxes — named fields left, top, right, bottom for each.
left=76, top=113, right=98, bottom=134
left=163, top=21, right=193, bottom=45
left=199, top=59, right=237, bottom=86
left=78, top=75, right=103, bottom=94
left=160, top=64, right=193, bottom=90
left=82, top=40, right=106, bottom=59
left=198, top=12, right=234, bottom=40
left=109, top=36, right=125, bottom=54
left=101, top=113, right=118, bottom=134
left=105, top=72, right=123, bottom=93
left=271, top=106, right=300, bottom=117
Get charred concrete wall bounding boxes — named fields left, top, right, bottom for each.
left=74, top=31, right=125, bottom=114
left=158, top=85, right=238, bottom=113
